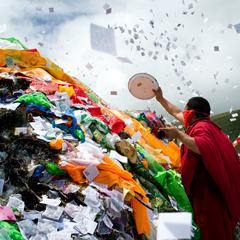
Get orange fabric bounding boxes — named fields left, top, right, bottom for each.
left=61, top=163, right=86, bottom=184
left=49, top=139, right=64, bottom=151
left=131, top=197, right=150, bottom=237
left=143, top=159, right=149, bottom=169
left=111, top=110, right=181, bottom=169
left=61, top=155, right=150, bottom=236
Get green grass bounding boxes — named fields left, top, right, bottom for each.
left=212, top=110, right=240, bottom=152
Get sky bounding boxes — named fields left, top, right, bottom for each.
left=0, top=0, right=240, bottom=118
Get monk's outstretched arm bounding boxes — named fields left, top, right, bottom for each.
left=177, top=130, right=200, bottom=154
left=153, top=88, right=184, bottom=123
left=160, top=126, right=201, bottom=154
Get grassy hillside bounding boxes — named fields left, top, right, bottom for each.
left=173, top=109, right=240, bottom=152
left=212, top=110, right=240, bottom=140
left=212, top=110, right=240, bottom=152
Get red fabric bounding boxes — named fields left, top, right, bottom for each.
left=23, top=49, right=38, bottom=52
left=71, top=86, right=125, bottom=133
left=181, top=119, right=240, bottom=240
left=236, top=137, right=240, bottom=145
left=71, top=86, right=102, bottom=116
left=109, top=115, right=126, bottom=134
left=183, top=110, right=195, bottom=129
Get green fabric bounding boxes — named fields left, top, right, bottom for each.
left=131, top=161, right=157, bottom=182
left=154, top=169, right=193, bottom=212
left=135, top=144, right=165, bottom=173
left=89, top=125, right=114, bottom=150
left=135, top=143, right=192, bottom=212
left=16, top=92, right=52, bottom=108
left=192, top=221, right=201, bottom=240
left=0, top=37, right=28, bottom=50
left=86, top=92, right=99, bottom=103
left=74, top=129, right=85, bottom=142
left=135, top=144, right=201, bottom=239
left=78, top=112, right=108, bottom=134
left=136, top=174, right=174, bottom=212
left=45, top=162, right=68, bottom=177
left=0, top=221, right=24, bottom=240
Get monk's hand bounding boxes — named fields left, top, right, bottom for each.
left=152, top=87, right=163, bottom=101
left=159, top=126, right=180, bottom=141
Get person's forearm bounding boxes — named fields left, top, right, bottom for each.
left=158, top=97, right=182, bottom=119
left=177, top=130, right=200, bottom=154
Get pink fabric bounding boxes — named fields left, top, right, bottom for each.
left=0, top=206, right=16, bottom=221
left=26, top=80, right=58, bottom=94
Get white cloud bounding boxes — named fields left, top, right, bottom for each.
left=0, top=0, right=240, bottom=115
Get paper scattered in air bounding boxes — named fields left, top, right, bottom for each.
left=116, top=56, right=133, bottom=64
left=90, top=24, right=117, bottom=55
left=85, top=63, right=93, bottom=70
left=234, top=23, right=240, bottom=33
left=106, top=8, right=112, bottom=14
left=110, top=91, right=117, bottom=95
left=49, top=7, right=54, bottom=13
left=232, top=113, right=238, bottom=118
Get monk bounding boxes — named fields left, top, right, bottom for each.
left=153, top=87, right=240, bottom=240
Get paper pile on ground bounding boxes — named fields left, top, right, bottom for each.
left=0, top=38, right=200, bottom=240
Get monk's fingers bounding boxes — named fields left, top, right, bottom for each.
left=152, top=87, right=160, bottom=92
left=158, top=127, right=173, bottom=132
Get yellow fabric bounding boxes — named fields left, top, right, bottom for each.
left=0, top=49, right=78, bottom=85
left=58, top=85, right=75, bottom=97
left=22, top=68, right=54, bottom=81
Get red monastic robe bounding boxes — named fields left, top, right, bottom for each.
left=181, top=119, right=240, bottom=239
